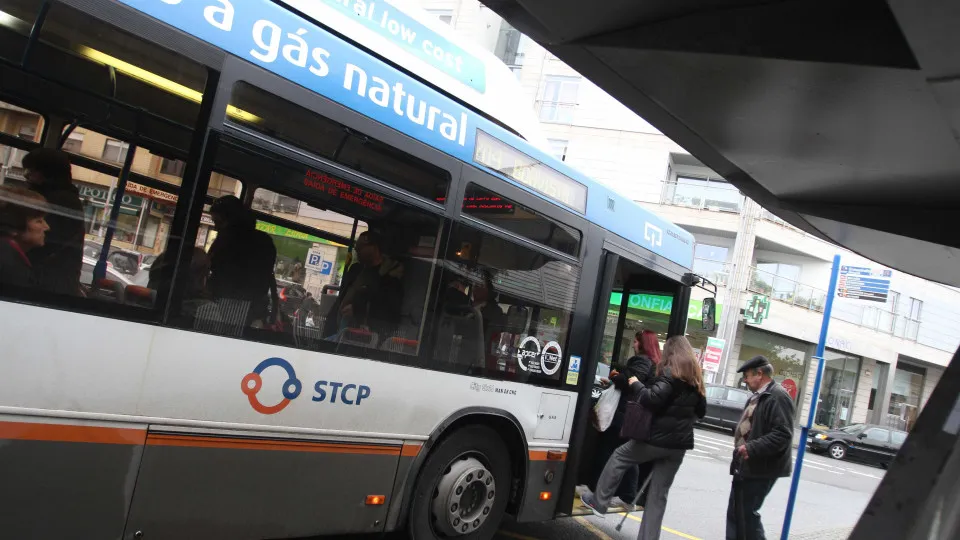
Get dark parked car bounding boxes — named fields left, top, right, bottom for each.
left=807, top=423, right=907, bottom=467
left=697, top=383, right=751, bottom=432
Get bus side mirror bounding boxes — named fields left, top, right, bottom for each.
left=702, top=297, right=717, bottom=332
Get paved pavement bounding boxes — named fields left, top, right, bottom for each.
left=353, top=427, right=882, bottom=540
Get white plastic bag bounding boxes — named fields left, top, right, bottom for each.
left=592, top=385, right=621, bottom=432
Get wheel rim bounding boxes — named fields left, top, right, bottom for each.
left=431, top=456, right=496, bottom=537
left=831, top=445, right=844, bottom=459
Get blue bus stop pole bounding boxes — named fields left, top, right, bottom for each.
left=780, top=254, right=841, bottom=540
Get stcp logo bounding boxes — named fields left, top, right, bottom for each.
left=241, top=357, right=302, bottom=415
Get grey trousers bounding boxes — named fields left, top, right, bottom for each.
left=595, top=440, right=686, bottom=540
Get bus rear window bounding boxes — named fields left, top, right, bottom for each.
left=229, top=82, right=451, bottom=202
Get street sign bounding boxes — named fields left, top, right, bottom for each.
left=744, top=294, right=770, bottom=324
left=837, top=265, right=892, bottom=303
left=702, top=337, right=725, bottom=373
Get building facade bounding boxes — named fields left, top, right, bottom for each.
left=410, top=0, right=959, bottom=431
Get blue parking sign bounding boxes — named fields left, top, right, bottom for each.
left=319, top=261, right=333, bottom=275
left=308, top=253, right=323, bottom=266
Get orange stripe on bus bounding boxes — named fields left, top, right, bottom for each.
left=401, top=442, right=422, bottom=457
left=0, top=421, right=146, bottom=445
left=146, top=433, right=402, bottom=456
left=529, top=450, right=567, bottom=461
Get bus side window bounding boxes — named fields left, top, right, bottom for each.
left=178, top=141, right=443, bottom=363
left=431, top=222, right=581, bottom=385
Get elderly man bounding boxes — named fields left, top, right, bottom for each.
left=727, top=355, right=795, bottom=540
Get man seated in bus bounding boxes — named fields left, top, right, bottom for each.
left=324, top=230, right=404, bottom=342
left=22, top=149, right=84, bottom=296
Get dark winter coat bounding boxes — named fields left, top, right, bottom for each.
left=630, top=375, right=706, bottom=450
left=610, top=354, right=656, bottom=428
left=0, top=239, right=33, bottom=287
left=28, top=182, right=83, bottom=295
left=730, top=382, right=795, bottom=478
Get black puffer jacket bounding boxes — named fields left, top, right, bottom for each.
left=610, top=355, right=656, bottom=427
left=630, top=375, right=706, bottom=449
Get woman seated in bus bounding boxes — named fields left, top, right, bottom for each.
left=586, top=330, right=661, bottom=511
left=0, top=186, right=50, bottom=288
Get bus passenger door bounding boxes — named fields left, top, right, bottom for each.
left=570, top=250, right=683, bottom=515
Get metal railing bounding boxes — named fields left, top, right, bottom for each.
left=692, top=258, right=732, bottom=288
left=747, top=265, right=924, bottom=341
left=747, top=266, right=828, bottom=312
left=663, top=181, right=745, bottom=213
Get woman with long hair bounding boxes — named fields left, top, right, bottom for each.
left=585, top=329, right=662, bottom=510
left=582, top=335, right=706, bottom=540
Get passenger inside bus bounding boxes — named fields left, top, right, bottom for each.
left=323, top=230, right=404, bottom=342
left=21, top=149, right=84, bottom=296
left=0, top=187, right=50, bottom=287
left=207, top=196, right=280, bottom=328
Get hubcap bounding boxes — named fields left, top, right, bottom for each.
left=831, top=446, right=844, bottom=458
left=431, top=457, right=496, bottom=536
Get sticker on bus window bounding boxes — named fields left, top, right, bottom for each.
left=566, top=355, right=582, bottom=385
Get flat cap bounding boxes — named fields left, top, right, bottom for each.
left=737, top=355, right=772, bottom=373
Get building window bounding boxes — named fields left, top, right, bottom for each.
left=494, top=20, right=523, bottom=67
left=904, top=297, right=923, bottom=340
left=547, top=138, right=568, bottom=161
left=692, top=244, right=730, bottom=287
left=425, top=9, right=453, bottom=25
left=888, top=362, right=925, bottom=431
left=102, top=139, right=130, bottom=164
left=17, top=124, right=37, bottom=141
left=539, top=76, right=580, bottom=123
left=159, top=158, right=186, bottom=177
left=62, top=131, right=84, bottom=154
left=752, top=262, right=801, bottom=301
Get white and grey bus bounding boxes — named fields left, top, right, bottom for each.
left=0, top=1, right=713, bottom=538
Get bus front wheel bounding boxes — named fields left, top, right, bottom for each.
left=408, top=425, right=512, bottom=540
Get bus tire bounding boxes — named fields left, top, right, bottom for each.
left=408, top=425, right=512, bottom=540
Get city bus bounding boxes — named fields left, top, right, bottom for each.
left=0, top=1, right=710, bottom=538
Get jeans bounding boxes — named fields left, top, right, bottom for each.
left=594, top=440, right=686, bottom=540
left=726, top=477, right=777, bottom=540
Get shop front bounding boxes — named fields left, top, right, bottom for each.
left=78, top=181, right=177, bottom=256
left=738, top=327, right=812, bottom=407
left=815, top=350, right=862, bottom=429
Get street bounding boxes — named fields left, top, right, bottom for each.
left=367, top=427, right=883, bottom=540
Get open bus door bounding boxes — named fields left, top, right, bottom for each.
left=559, top=250, right=701, bottom=516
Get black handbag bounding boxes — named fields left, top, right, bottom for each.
left=619, top=399, right=655, bottom=441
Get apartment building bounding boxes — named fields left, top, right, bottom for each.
left=410, top=0, right=959, bottom=431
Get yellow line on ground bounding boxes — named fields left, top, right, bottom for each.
left=497, top=530, right=542, bottom=540
left=617, top=513, right=703, bottom=540
left=574, top=516, right=615, bottom=540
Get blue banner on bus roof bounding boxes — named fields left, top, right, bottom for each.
left=298, top=0, right=487, bottom=93
left=117, top=0, right=693, bottom=269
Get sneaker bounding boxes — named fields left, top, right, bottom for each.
left=612, top=496, right=637, bottom=512
left=580, top=491, right=606, bottom=518
left=574, top=484, right=588, bottom=497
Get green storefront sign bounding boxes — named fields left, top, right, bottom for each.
left=256, top=221, right=344, bottom=246
left=608, top=292, right=722, bottom=321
